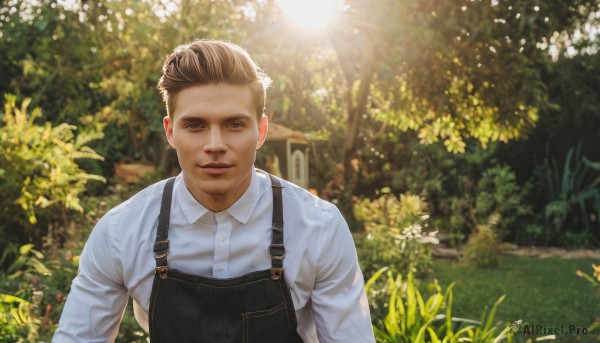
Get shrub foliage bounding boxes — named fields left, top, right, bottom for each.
left=354, top=190, right=438, bottom=278
left=0, top=95, right=105, bottom=258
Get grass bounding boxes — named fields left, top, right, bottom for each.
left=425, top=255, right=600, bottom=342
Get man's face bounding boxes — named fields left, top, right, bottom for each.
left=164, top=83, right=268, bottom=212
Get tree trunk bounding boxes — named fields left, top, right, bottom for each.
left=330, top=31, right=377, bottom=229
left=343, top=44, right=376, bottom=186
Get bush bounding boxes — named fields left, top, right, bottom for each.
left=475, top=165, right=531, bottom=240
left=534, top=143, right=600, bottom=246
left=0, top=242, right=149, bottom=342
left=0, top=95, right=105, bottom=262
left=0, top=244, right=77, bottom=342
left=354, top=190, right=438, bottom=278
left=365, top=267, right=514, bottom=343
left=463, top=225, right=499, bottom=268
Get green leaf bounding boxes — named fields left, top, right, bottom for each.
left=365, top=267, right=389, bottom=292
left=583, top=156, right=600, bottom=171
left=406, top=272, right=417, bottom=328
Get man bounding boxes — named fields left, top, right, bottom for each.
left=54, top=39, right=374, bottom=342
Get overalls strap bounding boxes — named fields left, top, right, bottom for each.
left=267, top=174, right=285, bottom=280
left=153, top=177, right=175, bottom=278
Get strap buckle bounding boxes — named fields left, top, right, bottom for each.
left=270, top=267, right=283, bottom=280
left=269, top=243, right=285, bottom=258
left=155, top=266, right=169, bottom=279
left=153, top=239, right=170, bottom=259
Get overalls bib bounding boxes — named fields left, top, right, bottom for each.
left=148, top=174, right=304, bottom=343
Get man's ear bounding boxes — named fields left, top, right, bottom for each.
left=256, top=115, right=268, bottom=149
left=163, top=116, right=176, bottom=149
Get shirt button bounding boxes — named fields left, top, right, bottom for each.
left=220, top=236, right=225, bottom=242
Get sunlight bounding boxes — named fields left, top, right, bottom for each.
left=277, top=0, right=345, bottom=32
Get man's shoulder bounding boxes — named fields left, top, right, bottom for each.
left=275, top=176, right=339, bottom=218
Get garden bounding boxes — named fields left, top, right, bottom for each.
left=1, top=0, right=600, bottom=342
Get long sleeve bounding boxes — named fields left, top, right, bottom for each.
left=310, top=208, right=375, bottom=343
left=53, top=214, right=129, bottom=342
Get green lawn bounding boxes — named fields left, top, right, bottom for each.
left=426, top=255, right=600, bottom=342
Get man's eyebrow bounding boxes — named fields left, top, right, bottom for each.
left=178, top=112, right=253, bottom=121
left=178, top=115, right=206, bottom=122
left=223, top=113, right=253, bottom=120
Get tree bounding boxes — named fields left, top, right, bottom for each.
left=2, top=0, right=598, bottom=208
left=248, top=0, right=599, bottom=208
left=1, top=0, right=250, bottom=176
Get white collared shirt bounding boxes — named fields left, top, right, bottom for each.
left=53, top=169, right=374, bottom=342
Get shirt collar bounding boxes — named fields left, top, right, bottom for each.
left=176, top=169, right=267, bottom=225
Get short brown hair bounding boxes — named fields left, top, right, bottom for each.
left=157, top=39, right=271, bottom=119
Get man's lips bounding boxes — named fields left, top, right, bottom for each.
left=200, top=162, right=232, bottom=168
left=199, top=162, right=233, bottom=174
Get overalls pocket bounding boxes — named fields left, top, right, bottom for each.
left=242, top=302, right=292, bottom=343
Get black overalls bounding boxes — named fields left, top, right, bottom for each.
left=148, top=175, right=304, bottom=343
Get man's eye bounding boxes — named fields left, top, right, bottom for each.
left=186, top=122, right=203, bottom=129
left=228, top=122, right=245, bottom=129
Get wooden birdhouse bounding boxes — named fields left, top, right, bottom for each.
left=257, top=122, right=310, bottom=188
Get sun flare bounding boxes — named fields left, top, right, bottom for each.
left=277, top=0, right=344, bottom=32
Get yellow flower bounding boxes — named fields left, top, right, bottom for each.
left=592, top=264, right=600, bottom=282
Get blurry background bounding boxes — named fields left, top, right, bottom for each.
left=1, top=0, right=600, bottom=341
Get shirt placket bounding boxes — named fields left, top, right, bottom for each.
left=212, top=212, right=232, bottom=278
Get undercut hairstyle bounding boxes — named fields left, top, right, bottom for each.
left=157, top=39, right=271, bottom=119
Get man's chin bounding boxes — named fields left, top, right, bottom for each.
left=197, top=181, right=232, bottom=193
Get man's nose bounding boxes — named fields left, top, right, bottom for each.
left=204, top=128, right=227, bottom=153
